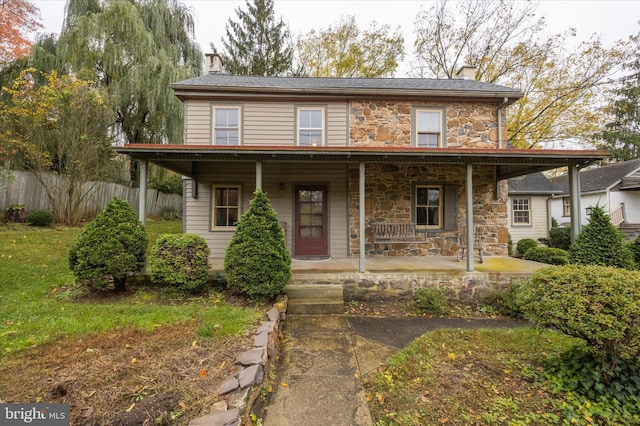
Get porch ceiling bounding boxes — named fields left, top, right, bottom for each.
left=114, top=144, right=608, bottom=180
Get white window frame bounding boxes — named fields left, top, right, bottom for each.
left=212, top=105, right=241, bottom=145
left=211, top=184, right=241, bottom=230
left=296, top=106, right=325, bottom=146
left=563, top=197, right=571, bottom=217
left=413, top=107, right=444, bottom=148
left=415, top=184, right=443, bottom=229
left=511, top=197, right=531, bottom=226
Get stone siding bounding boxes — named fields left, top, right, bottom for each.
left=348, top=163, right=509, bottom=257
left=349, top=100, right=505, bottom=149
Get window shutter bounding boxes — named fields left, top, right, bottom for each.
left=444, top=185, right=457, bottom=231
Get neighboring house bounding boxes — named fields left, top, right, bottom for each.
left=116, top=54, right=606, bottom=272
left=507, top=172, right=560, bottom=246
left=550, top=158, right=640, bottom=239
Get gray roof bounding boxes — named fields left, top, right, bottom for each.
left=508, top=172, right=561, bottom=194
left=170, top=73, right=524, bottom=103
left=551, top=158, right=640, bottom=194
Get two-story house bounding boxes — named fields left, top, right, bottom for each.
left=116, top=55, right=605, bottom=276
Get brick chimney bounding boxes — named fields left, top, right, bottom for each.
left=204, top=53, right=224, bottom=74
left=455, top=65, right=477, bottom=80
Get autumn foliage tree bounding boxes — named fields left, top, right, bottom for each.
left=295, top=15, right=405, bottom=77
left=412, top=0, right=628, bottom=148
left=0, top=0, right=42, bottom=64
left=0, top=69, right=116, bottom=225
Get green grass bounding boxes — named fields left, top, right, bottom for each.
left=0, top=220, right=259, bottom=357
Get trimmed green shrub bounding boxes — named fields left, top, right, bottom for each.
left=149, top=233, right=210, bottom=293
left=523, top=246, right=570, bottom=265
left=518, top=265, right=640, bottom=383
left=516, top=238, right=537, bottom=256
left=69, top=198, right=148, bottom=292
left=26, top=209, right=54, bottom=227
left=493, top=280, right=526, bottom=318
left=412, top=288, right=449, bottom=315
left=507, top=233, right=513, bottom=256
left=539, top=225, right=571, bottom=250
left=629, top=237, right=640, bottom=265
left=224, top=189, right=291, bottom=303
left=569, top=206, right=635, bottom=270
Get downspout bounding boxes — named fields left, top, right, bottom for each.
left=497, top=97, right=508, bottom=149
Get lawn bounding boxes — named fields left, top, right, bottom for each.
left=0, top=220, right=262, bottom=424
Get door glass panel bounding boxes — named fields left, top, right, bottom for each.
left=300, top=227, right=311, bottom=238
left=311, top=227, right=323, bottom=238
left=300, top=214, right=311, bottom=226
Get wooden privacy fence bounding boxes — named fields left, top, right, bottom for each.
left=0, top=170, right=182, bottom=219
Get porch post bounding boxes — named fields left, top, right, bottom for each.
left=466, top=163, right=474, bottom=272
left=138, top=159, right=148, bottom=227
left=255, top=161, right=262, bottom=190
left=569, top=163, right=582, bottom=242
left=359, top=162, right=366, bottom=273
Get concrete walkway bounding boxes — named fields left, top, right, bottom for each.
left=262, top=314, right=528, bottom=426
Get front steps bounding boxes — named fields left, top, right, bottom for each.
left=284, top=283, right=344, bottom=314
left=619, top=223, right=640, bottom=240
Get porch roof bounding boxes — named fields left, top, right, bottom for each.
left=114, top=144, right=608, bottom=181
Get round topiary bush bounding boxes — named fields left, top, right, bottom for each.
left=149, top=233, right=211, bottom=293
left=516, top=238, right=537, bottom=257
left=523, top=246, right=570, bottom=265
left=26, top=209, right=54, bottom=227
left=69, top=197, right=148, bottom=292
left=224, top=189, right=291, bottom=303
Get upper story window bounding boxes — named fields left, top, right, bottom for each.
left=211, top=184, right=240, bottom=230
left=511, top=197, right=531, bottom=225
left=297, top=107, right=325, bottom=146
left=413, top=108, right=444, bottom=148
left=213, top=106, right=241, bottom=145
left=416, top=185, right=442, bottom=228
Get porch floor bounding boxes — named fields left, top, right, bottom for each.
left=210, top=256, right=545, bottom=275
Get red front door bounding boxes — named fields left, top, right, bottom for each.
left=294, top=185, right=328, bottom=257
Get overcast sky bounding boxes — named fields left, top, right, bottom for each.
left=32, top=0, right=640, bottom=77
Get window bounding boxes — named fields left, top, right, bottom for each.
left=414, top=108, right=443, bottom=148
left=212, top=185, right=240, bottom=229
left=416, top=185, right=442, bottom=228
left=563, top=197, right=571, bottom=217
left=213, top=106, right=240, bottom=145
left=512, top=198, right=531, bottom=225
left=297, top=107, right=324, bottom=146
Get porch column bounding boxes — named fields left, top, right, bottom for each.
left=255, top=161, right=262, bottom=190
left=465, top=163, right=474, bottom=272
left=359, top=162, right=366, bottom=273
left=569, top=163, right=582, bottom=242
left=138, top=159, right=148, bottom=227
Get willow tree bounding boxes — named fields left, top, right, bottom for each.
left=58, top=0, right=202, bottom=146
left=412, top=0, right=628, bottom=148
left=295, top=15, right=405, bottom=77
left=213, top=0, right=293, bottom=76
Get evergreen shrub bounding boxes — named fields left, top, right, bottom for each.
left=69, top=198, right=147, bottom=292
left=26, top=209, right=54, bottom=227
left=569, top=206, right=635, bottom=269
left=412, top=288, right=449, bottom=315
left=516, top=238, right=537, bottom=256
left=518, top=265, right=640, bottom=379
left=523, top=246, right=570, bottom=265
left=224, top=190, right=291, bottom=302
left=149, top=233, right=210, bottom=293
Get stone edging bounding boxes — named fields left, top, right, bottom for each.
left=188, top=296, right=288, bottom=426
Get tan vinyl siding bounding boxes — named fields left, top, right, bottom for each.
left=183, top=100, right=348, bottom=146
left=508, top=195, right=550, bottom=245
left=184, top=100, right=211, bottom=145
left=185, top=162, right=349, bottom=259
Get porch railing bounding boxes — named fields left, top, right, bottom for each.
left=609, top=203, right=625, bottom=227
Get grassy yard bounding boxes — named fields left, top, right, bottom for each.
left=363, top=327, right=576, bottom=425
left=0, top=220, right=262, bottom=424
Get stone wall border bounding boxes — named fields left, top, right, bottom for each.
left=188, top=296, right=288, bottom=426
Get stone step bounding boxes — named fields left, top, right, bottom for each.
left=284, top=283, right=343, bottom=300
left=287, top=297, right=345, bottom=315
